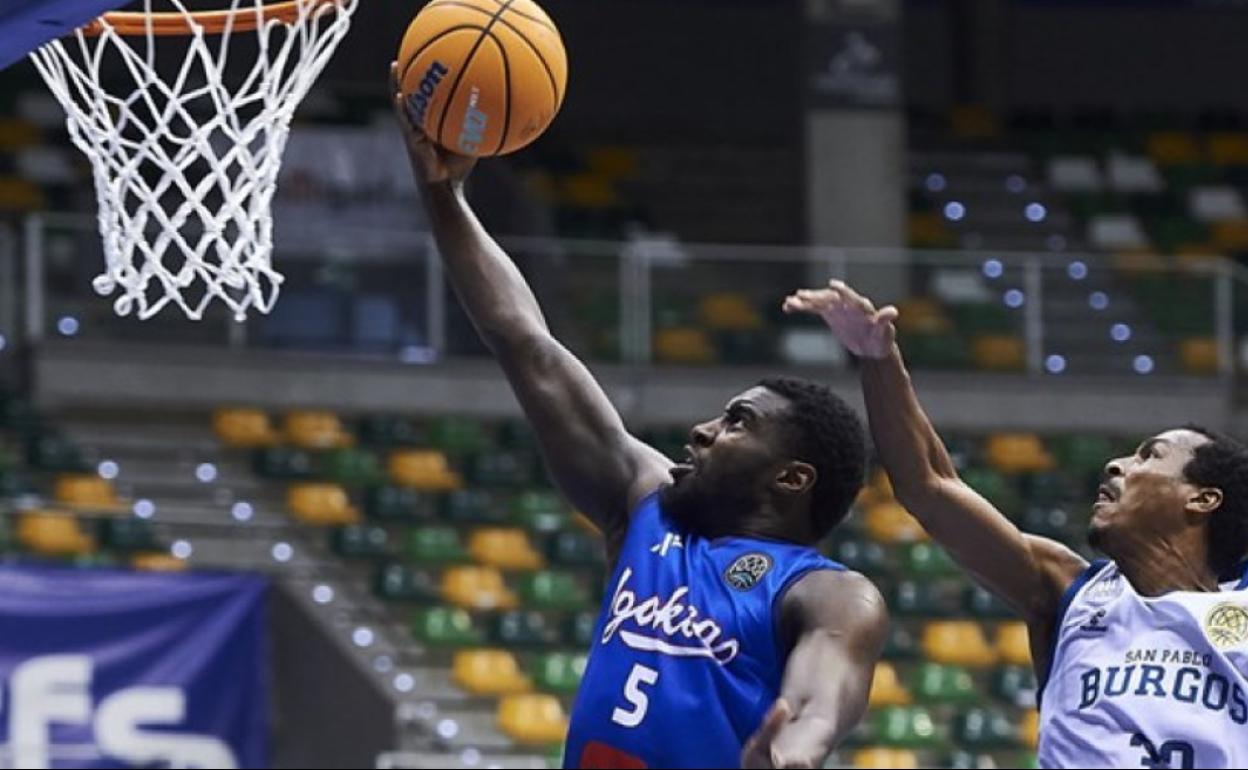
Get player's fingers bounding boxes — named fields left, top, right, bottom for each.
left=875, top=305, right=900, bottom=324
left=388, top=61, right=399, bottom=98
left=756, top=699, right=792, bottom=746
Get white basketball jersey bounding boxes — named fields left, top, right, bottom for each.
left=1038, top=560, right=1248, bottom=769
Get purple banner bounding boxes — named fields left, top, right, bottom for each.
left=0, top=566, right=268, bottom=768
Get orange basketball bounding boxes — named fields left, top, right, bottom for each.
left=396, top=0, right=568, bottom=158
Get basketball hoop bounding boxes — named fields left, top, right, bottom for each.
left=28, top=0, right=359, bottom=321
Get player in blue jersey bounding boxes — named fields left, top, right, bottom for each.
left=393, top=68, right=888, bottom=769
left=786, top=280, right=1248, bottom=769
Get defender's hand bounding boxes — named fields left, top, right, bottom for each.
left=783, top=280, right=898, bottom=360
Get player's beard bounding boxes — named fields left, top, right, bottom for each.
left=659, top=470, right=759, bottom=537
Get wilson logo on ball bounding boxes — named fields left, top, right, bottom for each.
left=407, top=61, right=449, bottom=126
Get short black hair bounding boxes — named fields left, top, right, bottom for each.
left=758, top=377, right=868, bottom=539
left=1184, top=425, right=1248, bottom=581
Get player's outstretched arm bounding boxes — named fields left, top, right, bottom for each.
left=783, top=282, right=1086, bottom=626
left=392, top=64, right=670, bottom=546
left=742, top=571, right=887, bottom=769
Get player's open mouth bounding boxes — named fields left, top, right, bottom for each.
left=1095, top=484, right=1118, bottom=505
left=671, top=463, right=694, bottom=482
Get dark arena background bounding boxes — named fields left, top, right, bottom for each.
left=0, top=0, right=1245, bottom=767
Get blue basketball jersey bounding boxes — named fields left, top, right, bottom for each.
left=563, top=492, right=844, bottom=769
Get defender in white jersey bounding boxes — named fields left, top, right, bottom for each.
left=785, top=281, right=1248, bottom=769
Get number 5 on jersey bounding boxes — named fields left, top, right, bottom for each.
left=612, top=664, right=659, bottom=727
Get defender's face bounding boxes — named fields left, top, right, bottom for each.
left=1089, top=428, right=1211, bottom=551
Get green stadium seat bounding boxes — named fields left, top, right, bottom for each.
left=374, top=564, right=439, bottom=602
left=951, top=303, right=1016, bottom=335
left=469, top=450, right=538, bottom=487
left=512, top=490, right=570, bottom=533
left=900, top=332, right=972, bottom=370
left=519, top=571, right=590, bottom=610
left=533, top=652, right=587, bottom=694
left=411, top=607, right=484, bottom=647
left=1052, top=434, right=1116, bottom=480
left=953, top=707, right=1020, bottom=749
left=891, top=579, right=962, bottom=617
left=25, top=434, right=87, bottom=472
left=883, top=625, right=920, bottom=660
left=332, top=524, right=390, bottom=559
left=0, top=471, right=34, bottom=497
left=407, top=526, right=467, bottom=564
left=498, top=421, right=541, bottom=452
left=992, top=665, right=1038, bottom=707
left=1020, top=473, right=1071, bottom=506
left=902, top=542, right=959, bottom=578
left=428, top=416, right=491, bottom=456
left=965, top=585, right=1016, bottom=619
left=827, top=539, right=889, bottom=575
left=911, top=662, right=979, bottom=704
left=547, top=531, right=604, bottom=567
left=870, top=706, right=942, bottom=749
left=101, top=518, right=157, bottom=551
left=0, top=395, right=43, bottom=435
left=357, top=415, right=425, bottom=447
left=492, top=609, right=562, bottom=647
left=960, top=467, right=1019, bottom=512
left=252, top=447, right=317, bottom=480
left=565, top=611, right=598, bottom=647
left=322, top=448, right=384, bottom=487
left=442, top=489, right=509, bottom=525
left=366, top=486, right=437, bottom=521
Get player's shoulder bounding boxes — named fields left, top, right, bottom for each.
left=782, top=568, right=888, bottom=633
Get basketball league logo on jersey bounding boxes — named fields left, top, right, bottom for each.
left=725, top=553, right=773, bottom=591
left=1205, top=602, right=1248, bottom=650
left=1084, top=572, right=1124, bottom=605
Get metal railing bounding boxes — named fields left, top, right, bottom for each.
left=9, top=213, right=1248, bottom=381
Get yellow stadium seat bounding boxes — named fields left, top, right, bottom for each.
left=1180, top=338, right=1221, bottom=375
left=0, top=178, right=46, bottom=212
left=498, top=694, right=569, bottom=745
left=853, top=748, right=920, bottom=769
left=453, top=649, right=532, bottom=696
left=1211, top=220, right=1248, bottom=250
left=559, top=173, right=619, bottom=208
left=985, top=434, right=1055, bottom=474
left=922, top=621, right=998, bottom=668
left=584, top=146, right=640, bottom=178
left=951, top=105, right=1001, bottom=140
left=1208, top=133, right=1248, bottom=166
left=0, top=119, right=41, bottom=150
left=697, top=293, right=763, bottom=332
left=896, top=298, right=953, bottom=336
left=54, top=474, right=121, bottom=511
left=1111, top=251, right=1166, bottom=275
left=388, top=449, right=463, bottom=491
left=1146, top=132, right=1203, bottom=166
left=287, top=483, right=359, bottom=526
left=864, top=501, right=928, bottom=544
left=654, top=328, right=717, bottom=365
left=130, top=553, right=188, bottom=572
left=212, top=408, right=279, bottom=448
left=1020, top=708, right=1040, bottom=750
left=442, top=566, right=517, bottom=610
left=972, top=336, right=1026, bottom=372
left=869, top=662, right=912, bottom=708
left=468, top=528, right=545, bottom=571
left=907, top=213, right=956, bottom=248
left=17, top=512, right=94, bottom=557
left=996, top=621, right=1032, bottom=666
left=283, top=410, right=353, bottom=450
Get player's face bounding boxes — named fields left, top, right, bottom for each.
left=1089, top=428, right=1212, bottom=553
left=661, top=386, right=793, bottom=533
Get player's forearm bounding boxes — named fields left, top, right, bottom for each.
left=859, top=345, right=959, bottom=503
left=419, top=179, right=549, bottom=348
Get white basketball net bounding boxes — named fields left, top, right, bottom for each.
left=28, top=0, right=359, bottom=320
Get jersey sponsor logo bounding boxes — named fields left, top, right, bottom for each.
left=1205, top=602, right=1248, bottom=649
left=1077, top=663, right=1248, bottom=725
left=1080, top=609, right=1110, bottom=634
left=602, top=568, right=740, bottom=665
left=1085, top=573, right=1124, bottom=605
left=725, top=553, right=772, bottom=591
